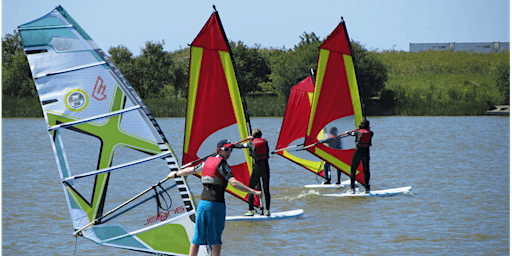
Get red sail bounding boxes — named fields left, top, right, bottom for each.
left=183, top=11, right=260, bottom=208
left=275, top=76, right=326, bottom=177
left=305, top=20, right=366, bottom=185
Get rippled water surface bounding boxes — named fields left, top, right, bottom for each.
left=2, top=116, right=509, bottom=255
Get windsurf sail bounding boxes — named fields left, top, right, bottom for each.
left=183, top=7, right=261, bottom=208
left=18, top=6, right=203, bottom=255
left=304, top=18, right=367, bottom=186
left=274, top=76, right=327, bottom=177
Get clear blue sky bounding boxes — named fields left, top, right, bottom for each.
left=2, top=0, right=510, bottom=54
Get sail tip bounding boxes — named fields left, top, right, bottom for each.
left=213, top=5, right=217, bottom=12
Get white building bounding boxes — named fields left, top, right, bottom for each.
left=409, top=42, right=509, bottom=53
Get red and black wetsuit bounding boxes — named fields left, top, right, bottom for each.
left=348, top=129, right=373, bottom=191
left=235, top=138, right=271, bottom=210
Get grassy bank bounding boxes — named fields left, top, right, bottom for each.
left=1, top=95, right=286, bottom=118
left=3, top=51, right=508, bottom=117
left=374, top=50, right=509, bottom=116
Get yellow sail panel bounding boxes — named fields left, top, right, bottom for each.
left=184, top=46, right=203, bottom=154
left=344, top=54, right=363, bottom=127
left=307, top=49, right=329, bottom=136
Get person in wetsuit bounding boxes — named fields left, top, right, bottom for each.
left=233, top=128, right=272, bottom=216
left=345, top=119, right=374, bottom=194
left=168, top=139, right=262, bottom=256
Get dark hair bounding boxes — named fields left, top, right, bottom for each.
left=359, top=119, right=370, bottom=129
left=252, top=129, right=262, bottom=138
left=329, top=127, right=338, bottom=135
left=217, top=139, right=230, bottom=148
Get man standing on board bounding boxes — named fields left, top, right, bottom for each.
left=233, top=128, right=272, bottom=216
left=167, top=139, right=262, bottom=256
left=345, top=119, right=374, bottom=194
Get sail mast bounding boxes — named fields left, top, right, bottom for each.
left=213, top=5, right=253, bottom=133
left=340, top=17, right=366, bottom=119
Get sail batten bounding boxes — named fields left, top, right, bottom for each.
left=33, top=62, right=106, bottom=79
left=49, top=105, right=142, bottom=130
left=19, top=5, right=203, bottom=255
left=62, top=151, right=173, bottom=182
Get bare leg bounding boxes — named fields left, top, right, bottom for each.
left=212, top=244, right=222, bottom=256
left=189, top=244, right=199, bottom=256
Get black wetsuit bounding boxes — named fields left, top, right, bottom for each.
left=348, top=129, right=373, bottom=191
left=235, top=139, right=271, bottom=210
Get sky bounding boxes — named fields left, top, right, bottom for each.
left=1, top=0, right=510, bottom=55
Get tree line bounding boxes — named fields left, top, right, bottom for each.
left=2, top=30, right=388, bottom=106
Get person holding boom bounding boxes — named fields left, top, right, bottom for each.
left=167, top=139, right=262, bottom=256
left=345, top=119, right=374, bottom=194
left=232, top=128, right=272, bottom=217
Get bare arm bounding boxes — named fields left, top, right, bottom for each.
left=228, top=177, right=262, bottom=198
left=167, top=166, right=198, bottom=178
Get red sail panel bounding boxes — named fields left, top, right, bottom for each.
left=183, top=12, right=259, bottom=208
left=305, top=21, right=366, bottom=185
left=275, top=76, right=326, bottom=177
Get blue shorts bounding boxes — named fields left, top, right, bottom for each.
left=192, top=200, right=226, bottom=245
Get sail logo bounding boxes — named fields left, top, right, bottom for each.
left=92, top=76, right=107, bottom=101
left=65, top=89, right=88, bottom=112
left=144, top=206, right=185, bottom=225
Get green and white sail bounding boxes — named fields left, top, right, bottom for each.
left=18, top=6, right=203, bottom=255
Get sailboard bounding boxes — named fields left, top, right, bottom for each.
left=322, top=186, right=412, bottom=197
left=18, top=6, right=204, bottom=255
left=183, top=7, right=261, bottom=209
left=226, top=209, right=304, bottom=222
left=304, top=18, right=367, bottom=187
left=304, top=180, right=350, bottom=188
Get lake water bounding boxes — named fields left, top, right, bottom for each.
left=2, top=116, right=509, bottom=255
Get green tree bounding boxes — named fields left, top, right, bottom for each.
left=167, top=47, right=190, bottom=98
left=271, top=32, right=321, bottom=99
left=230, top=41, right=271, bottom=94
left=108, top=45, right=138, bottom=93
left=494, top=61, right=510, bottom=104
left=130, top=41, right=173, bottom=99
left=351, top=41, right=388, bottom=104
left=2, top=31, right=36, bottom=98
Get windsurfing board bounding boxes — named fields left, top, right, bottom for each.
left=304, top=179, right=353, bottom=188
left=322, top=186, right=412, bottom=197
left=226, top=209, right=304, bottom=222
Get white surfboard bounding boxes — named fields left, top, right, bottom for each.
left=322, top=186, right=412, bottom=197
left=304, top=179, right=353, bottom=188
left=226, top=209, right=304, bottom=222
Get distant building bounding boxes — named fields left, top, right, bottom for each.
left=409, top=42, right=509, bottom=53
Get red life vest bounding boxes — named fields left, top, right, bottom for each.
left=357, top=129, right=372, bottom=147
left=201, top=156, right=226, bottom=185
left=252, top=138, right=269, bottom=160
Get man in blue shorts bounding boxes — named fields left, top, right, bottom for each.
left=168, top=139, right=262, bottom=256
